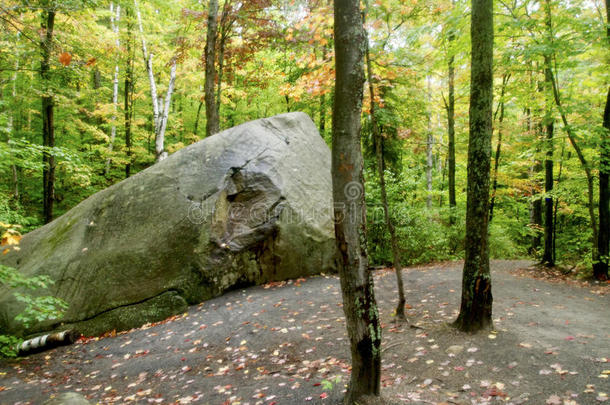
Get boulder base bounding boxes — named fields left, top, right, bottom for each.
left=0, top=112, right=335, bottom=336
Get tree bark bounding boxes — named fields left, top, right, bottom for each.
left=594, top=0, right=610, bottom=280
left=332, top=0, right=381, bottom=401
left=155, top=61, right=176, bottom=161
left=548, top=64, right=599, bottom=270
left=447, top=37, right=457, bottom=224
left=125, top=4, right=135, bottom=178
left=205, top=0, right=220, bottom=137
left=542, top=2, right=555, bottom=266
left=553, top=138, right=566, bottom=264
left=364, top=16, right=406, bottom=322
left=41, top=7, right=56, bottom=224
left=319, top=93, right=326, bottom=136
left=9, top=54, right=20, bottom=200
left=453, top=0, right=493, bottom=333
left=426, top=77, right=433, bottom=209
left=105, top=2, right=121, bottom=178
left=135, top=0, right=175, bottom=161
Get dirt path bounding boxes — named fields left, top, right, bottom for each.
left=1, top=260, right=608, bottom=405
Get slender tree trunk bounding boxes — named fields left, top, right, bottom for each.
left=332, top=0, right=381, bottom=401
left=135, top=0, right=175, bottom=161
left=364, top=20, right=406, bottom=321
left=548, top=65, right=599, bottom=269
left=194, top=100, right=204, bottom=135
left=594, top=0, right=610, bottom=280
left=489, top=74, right=509, bottom=223
left=125, top=5, right=135, bottom=178
left=155, top=61, right=176, bottom=161
left=205, top=0, right=220, bottom=137
left=453, top=0, right=494, bottom=333
left=542, top=3, right=555, bottom=266
left=528, top=65, right=543, bottom=254
left=426, top=77, right=433, bottom=209
left=9, top=56, right=19, bottom=200
left=41, top=8, right=56, bottom=224
left=319, top=93, right=326, bottom=136
left=553, top=138, right=566, bottom=264
left=105, top=3, right=121, bottom=178
left=447, top=40, right=457, bottom=224
left=530, top=153, right=543, bottom=253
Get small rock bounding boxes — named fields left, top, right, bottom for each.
left=446, top=345, right=464, bottom=355
left=43, top=392, right=91, bottom=405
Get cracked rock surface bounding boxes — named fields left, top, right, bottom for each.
left=0, top=112, right=336, bottom=337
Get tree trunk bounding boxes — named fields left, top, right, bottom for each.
left=453, top=0, right=493, bottom=333
left=332, top=0, right=381, bottom=401
left=41, top=8, right=56, bottom=224
left=542, top=3, right=555, bottom=266
left=125, top=4, right=135, bottom=178
left=447, top=40, right=457, bottom=224
left=364, top=19, right=406, bottom=322
left=135, top=0, right=175, bottom=162
left=319, top=93, right=326, bottom=136
left=9, top=56, right=20, bottom=200
left=105, top=2, right=121, bottom=178
left=426, top=77, right=433, bottom=209
left=489, top=74, right=509, bottom=223
left=155, top=61, right=176, bottom=161
left=594, top=0, right=610, bottom=280
left=205, top=0, right=220, bottom=137
left=553, top=138, right=566, bottom=264
left=548, top=63, right=599, bottom=271
left=194, top=100, right=204, bottom=136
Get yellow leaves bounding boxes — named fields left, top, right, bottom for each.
left=1, top=230, right=21, bottom=247
left=1, top=225, right=22, bottom=255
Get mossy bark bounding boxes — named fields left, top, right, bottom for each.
left=205, top=0, right=220, bottom=137
left=453, top=0, right=494, bottom=333
left=41, top=7, right=56, bottom=224
left=594, top=0, right=610, bottom=281
left=332, top=0, right=381, bottom=402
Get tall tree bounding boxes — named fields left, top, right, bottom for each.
left=124, top=3, right=135, bottom=178
left=105, top=2, right=121, bottom=178
left=135, top=0, right=177, bottom=162
left=426, top=77, right=433, bottom=209
left=453, top=0, right=494, bottom=332
left=204, top=0, right=220, bottom=137
left=332, top=0, right=381, bottom=402
left=364, top=7, right=406, bottom=321
left=447, top=31, right=457, bottom=224
left=594, top=0, right=610, bottom=280
left=541, top=0, right=555, bottom=266
left=41, top=2, right=56, bottom=224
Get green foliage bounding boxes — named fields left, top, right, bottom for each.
left=0, top=223, right=67, bottom=358
left=365, top=168, right=464, bottom=266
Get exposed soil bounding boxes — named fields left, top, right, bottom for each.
left=1, top=260, right=608, bottom=405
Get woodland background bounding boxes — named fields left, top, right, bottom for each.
left=0, top=0, right=608, bottom=276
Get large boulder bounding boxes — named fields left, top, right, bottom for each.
left=0, top=112, right=336, bottom=337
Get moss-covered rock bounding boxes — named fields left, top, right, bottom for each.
left=0, top=112, right=335, bottom=337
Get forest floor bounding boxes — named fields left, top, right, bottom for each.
left=0, top=260, right=609, bottom=405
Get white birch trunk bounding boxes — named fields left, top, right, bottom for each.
left=105, top=2, right=121, bottom=176
left=156, top=61, right=177, bottom=162
left=135, top=0, right=176, bottom=162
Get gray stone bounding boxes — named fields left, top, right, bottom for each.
left=0, top=112, right=335, bottom=337
left=43, top=392, right=90, bottom=405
